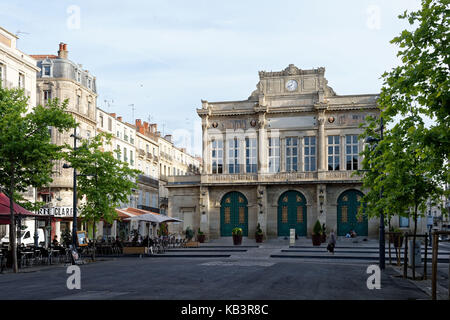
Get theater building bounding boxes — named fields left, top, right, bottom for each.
left=167, top=64, right=381, bottom=239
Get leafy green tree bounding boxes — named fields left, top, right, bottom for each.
left=379, top=0, right=449, bottom=178
left=64, top=133, right=141, bottom=260
left=0, top=87, right=76, bottom=272
left=360, top=0, right=448, bottom=277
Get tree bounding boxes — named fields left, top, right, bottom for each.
left=64, top=133, right=141, bottom=260
left=0, top=87, right=76, bottom=272
left=360, top=0, right=449, bottom=277
left=379, top=0, right=449, bottom=179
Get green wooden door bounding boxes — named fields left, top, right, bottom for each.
left=220, top=192, right=248, bottom=236
left=337, top=190, right=368, bottom=236
left=277, top=191, right=307, bottom=237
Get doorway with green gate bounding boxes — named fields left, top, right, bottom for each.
left=337, top=189, right=368, bottom=236
left=277, top=190, right=307, bottom=237
left=220, top=191, right=248, bottom=237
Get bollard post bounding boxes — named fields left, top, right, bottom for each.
left=424, top=234, right=428, bottom=280
left=431, top=232, right=438, bottom=300
left=404, top=233, right=408, bottom=279
left=388, top=232, right=392, bottom=265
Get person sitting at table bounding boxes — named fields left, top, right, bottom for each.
left=52, top=235, right=59, bottom=247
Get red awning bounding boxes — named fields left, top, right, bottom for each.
left=0, top=192, right=37, bottom=224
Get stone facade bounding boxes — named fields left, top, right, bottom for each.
left=167, top=65, right=385, bottom=239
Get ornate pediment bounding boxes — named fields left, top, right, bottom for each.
left=258, top=64, right=325, bottom=78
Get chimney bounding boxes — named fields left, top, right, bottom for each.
left=110, top=113, right=116, bottom=118
left=58, top=42, right=68, bottom=59
left=165, top=134, right=172, bottom=142
left=150, top=124, right=157, bottom=133
left=117, top=116, right=122, bottom=122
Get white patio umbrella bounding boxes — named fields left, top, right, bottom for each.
left=124, top=214, right=183, bottom=253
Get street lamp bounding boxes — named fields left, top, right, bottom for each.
left=63, top=128, right=82, bottom=251
left=365, top=117, right=385, bottom=270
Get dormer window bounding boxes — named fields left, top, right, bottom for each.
left=87, top=78, right=91, bottom=89
left=43, top=65, right=51, bottom=76
left=77, top=71, right=81, bottom=82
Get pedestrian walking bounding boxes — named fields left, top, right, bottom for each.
left=327, top=229, right=336, bottom=254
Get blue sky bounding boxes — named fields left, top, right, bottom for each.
left=1, top=0, right=421, bottom=155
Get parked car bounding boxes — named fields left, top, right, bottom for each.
left=0, top=229, right=45, bottom=246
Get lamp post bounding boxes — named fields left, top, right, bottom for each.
left=63, top=128, right=82, bottom=250
left=365, top=117, right=385, bottom=270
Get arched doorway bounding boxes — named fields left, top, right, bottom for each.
left=337, top=189, right=368, bottom=236
left=277, top=191, right=307, bottom=237
left=220, top=192, right=248, bottom=236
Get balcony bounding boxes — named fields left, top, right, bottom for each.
left=138, top=175, right=159, bottom=188
left=138, top=149, right=145, bottom=158
left=200, top=170, right=361, bottom=185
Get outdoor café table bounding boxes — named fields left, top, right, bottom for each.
left=21, top=251, right=34, bottom=267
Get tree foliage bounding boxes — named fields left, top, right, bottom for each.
left=64, top=133, right=141, bottom=244
left=0, top=86, right=76, bottom=272
left=379, top=0, right=449, bottom=169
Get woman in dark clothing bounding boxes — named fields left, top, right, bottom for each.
left=327, top=229, right=336, bottom=254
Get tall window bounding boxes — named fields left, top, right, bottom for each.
left=286, top=137, right=298, bottom=172
left=18, top=73, right=24, bottom=89
left=327, top=136, right=340, bottom=171
left=0, top=63, right=4, bottom=87
left=130, top=150, right=134, bottom=166
left=43, top=90, right=52, bottom=102
left=99, top=114, right=104, bottom=127
left=87, top=102, right=91, bottom=116
left=108, top=118, right=112, bottom=131
left=116, top=146, right=121, bottom=161
left=211, top=139, right=223, bottom=174
left=124, top=147, right=128, bottom=162
left=346, top=135, right=359, bottom=170
left=268, top=137, right=280, bottom=173
left=76, top=95, right=81, bottom=112
left=304, top=136, right=316, bottom=172
left=228, top=138, right=240, bottom=174
left=245, top=137, right=257, bottom=173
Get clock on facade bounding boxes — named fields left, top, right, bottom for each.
left=285, top=79, right=298, bottom=92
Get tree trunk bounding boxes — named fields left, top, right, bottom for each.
left=8, top=176, right=18, bottom=273
left=92, top=221, right=96, bottom=261
left=412, top=204, right=418, bottom=280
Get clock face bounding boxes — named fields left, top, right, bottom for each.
left=285, top=79, right=298, bottom=92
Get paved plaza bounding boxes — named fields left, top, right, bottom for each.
left=1, top=238, right=448, bottom=300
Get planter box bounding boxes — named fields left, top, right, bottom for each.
left=123, top=247, right=148, bottom=255
left=197, top=235, right=206, bottom=243
left=233, top=235, right=242, bottom=245
left=312, top=234, right=322, bottom=246
left=186, top=241, right=199, bottom=247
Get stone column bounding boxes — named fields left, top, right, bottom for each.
left=317, top=184, right=327, bottom=226
left=258, top=116, right=267, bottom=174
left=318, top=117, right=326, bottom=171
left=199, top=186, right=210, bottom=239
left=256, top=185, right=267, bottom=237
left=201, top=121, right=209, bottom=174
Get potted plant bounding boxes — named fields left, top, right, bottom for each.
left=232, top=227, right=243, bottom=245
left=197, top=228, right=206, bottom=243
left=185, top=227, right=194, bottom=242
left=255, top=223, right=263, bottom=243
left=312, top=220, right=322, bottom=246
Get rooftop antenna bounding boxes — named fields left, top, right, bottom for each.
left=147, top=115, right=153, bottom=123
left=104, top=99, right=114, bottom=110
left=15, top=30, right=30, bottom=37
